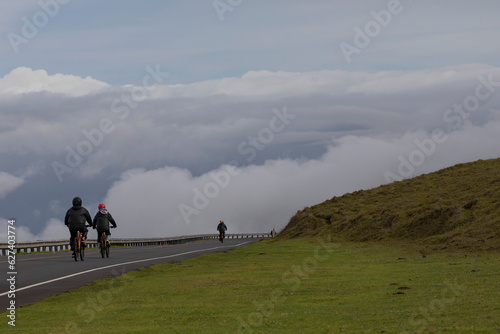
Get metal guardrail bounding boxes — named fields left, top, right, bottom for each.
left=0, top=233, right=273, bottom=256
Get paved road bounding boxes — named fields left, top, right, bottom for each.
left=0, top=238, right=255, bottom=310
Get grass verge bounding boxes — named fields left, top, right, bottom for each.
left=2, top=238, right=500, bottom=333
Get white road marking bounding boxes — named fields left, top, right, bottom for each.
left=1, top=241, right=252, bottom=296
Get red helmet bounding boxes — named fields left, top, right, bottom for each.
left=98, top=203, right=106, bottom=210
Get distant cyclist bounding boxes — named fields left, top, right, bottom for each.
left=64, top=197, right=92, bottom=258
left=217, top=220, right=227, bottom=242
left=92, top=203, right=117, bottom=250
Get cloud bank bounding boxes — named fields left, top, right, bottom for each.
left=1, top=64, right=500, bottom=241
left=103, top=121, right=500, bottom=239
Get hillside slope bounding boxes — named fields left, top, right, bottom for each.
left=280, top=158, right=500, bottom=251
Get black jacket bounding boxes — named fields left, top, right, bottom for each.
left=217, top=222, right=227, bottom=233
left=65, top=205, right=92, bottom=229
left=93, top=210, right=117, bottom=231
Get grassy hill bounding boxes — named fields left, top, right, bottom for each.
left=280, top=158, right=500, bottom=251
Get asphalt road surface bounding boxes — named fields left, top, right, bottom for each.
left=0, top=238, right=255, bottom=311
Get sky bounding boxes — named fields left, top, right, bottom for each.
left=1, top=0, right=500, bottom=242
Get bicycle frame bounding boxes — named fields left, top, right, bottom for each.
left=74, top=231, right=83, bottom=261
left=100, top=232, right=110, bottom=258
left=73, top=226, right=89, bottom=261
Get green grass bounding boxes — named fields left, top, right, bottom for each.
left=3, top=238, right=500, bottom=333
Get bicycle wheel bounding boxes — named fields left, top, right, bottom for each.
left=105, top=242, right=110, bottom=258
left=80, top=239, right=85, bottom=261
left=74, top=236, right=79, bottom=262
left=100, top=234, right=106, bottom=258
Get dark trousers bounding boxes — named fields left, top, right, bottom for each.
left=97, top=229, right=111, bottom=245
left=69, top=226, right=88, bottom=251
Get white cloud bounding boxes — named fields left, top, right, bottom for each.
left=143, top=65, right=500, bottom=102
left=0, top=217, right=67, bottom=242
left=35, top=218, right=68, bottom=241
left=346, top=64, right=500, bottom=94
left=0, top=67, right=109, bottom=96
left=145, top=69, right=368, bottom=99
left=0, top=171, right=24, bottom=199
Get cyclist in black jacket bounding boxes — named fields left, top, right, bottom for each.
left=93, top=203, right=117, bottom=250
left=64, top=197, right=92, bottom=257
left=217, top=220, right=227, bottom=242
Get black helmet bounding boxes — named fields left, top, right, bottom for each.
left=72, top=197, right=82, bottom=206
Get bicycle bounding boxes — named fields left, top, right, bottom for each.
left=99, top=226, right=115, bottom=258
left=219, top=231, right=225, bottom=243
left=100, top=233, right=110, bottom=258
left=74, top=231, right=85, bottom=262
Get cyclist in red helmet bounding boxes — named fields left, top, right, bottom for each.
left=92, top=203, right=117, bottom=250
